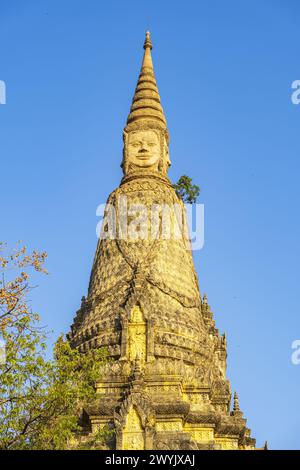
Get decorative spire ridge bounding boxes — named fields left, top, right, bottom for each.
left=233, top=391, right=240, bottom=412
left=232, top=391, right=244, bottom=418
left=126, top=31, right=167, bottom=129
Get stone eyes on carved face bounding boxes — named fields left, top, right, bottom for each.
left=127, top=130, right=160, bottom=169
left=130, top=140, right=156, bottom=147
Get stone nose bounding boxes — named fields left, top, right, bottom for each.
left=139, top=142, right=149, bottom=152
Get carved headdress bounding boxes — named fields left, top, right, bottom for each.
left=122, top=32, right=170, bottom=180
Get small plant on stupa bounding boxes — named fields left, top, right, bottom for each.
left=173, top=175, right=200, bottom=204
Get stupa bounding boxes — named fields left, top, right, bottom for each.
left=68, top=32, right=257, bottom=450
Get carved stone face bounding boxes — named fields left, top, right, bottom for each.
left=127, top=130, right=160, bottom=169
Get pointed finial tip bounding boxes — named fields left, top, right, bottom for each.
left=144, top=30, right=152, bottom=50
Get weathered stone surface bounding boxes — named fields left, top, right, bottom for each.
left=68, top=31, right=258, bottom=450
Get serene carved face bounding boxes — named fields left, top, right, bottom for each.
left=127, top=130, right=160, bottom=169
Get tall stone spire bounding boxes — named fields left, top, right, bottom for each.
left=68, top=32, right=259, bottom=451
left=122, top=31, right=170, bottom=180
left=126, top=31, right=167, bottom=130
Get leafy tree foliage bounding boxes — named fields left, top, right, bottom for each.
left=0, top=243, right=110, bottom=449
left=173, top=175, right=200, bottom=204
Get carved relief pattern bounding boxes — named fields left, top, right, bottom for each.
left=128, top=305, right=147, bottom=362
left=156, top=421, right=182, bottom=432
left=215, top=438, right=239, bottom=450
left=122, top=406, right=145, bottom=450
left=68, top=32, right=257, bottom=451
left=184, top=427, right=214, bottom=442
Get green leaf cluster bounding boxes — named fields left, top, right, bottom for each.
left=173, top=175, right=200, bottom=204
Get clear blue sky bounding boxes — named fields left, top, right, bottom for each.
left=1, top=0, right=300, bottom=450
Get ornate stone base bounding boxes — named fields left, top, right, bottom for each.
left=79, top=359, right=256, bottom=451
